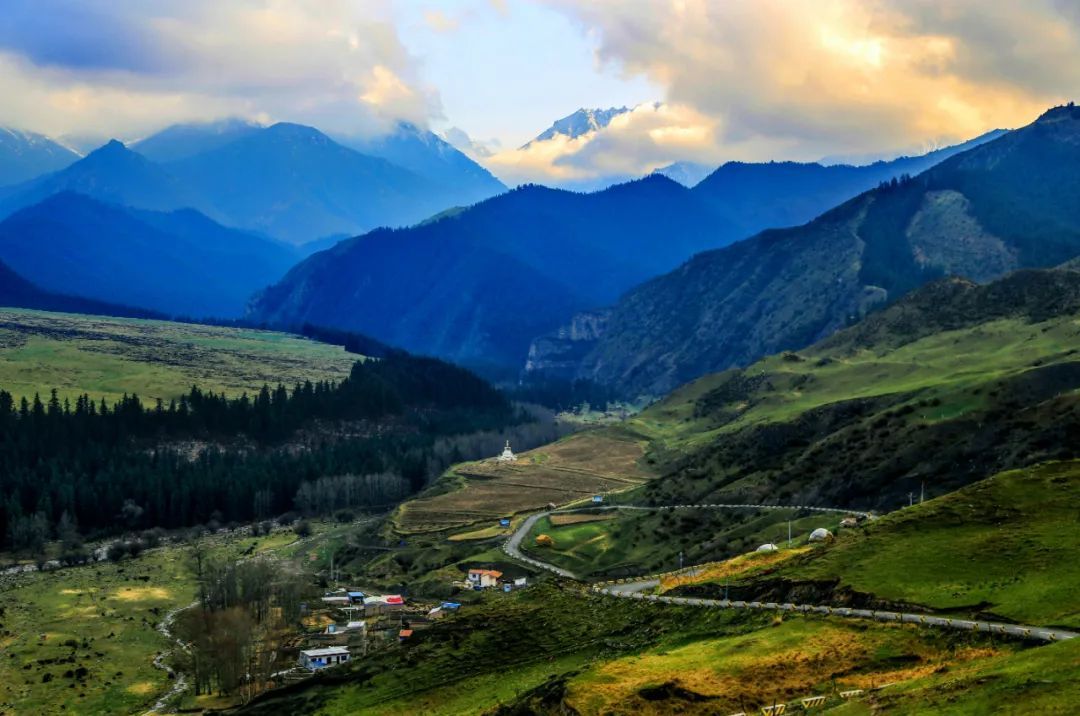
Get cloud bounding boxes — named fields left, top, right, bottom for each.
left=443, top=126, right=501, bottom=158
left=540, top=0, right=1080, bottom=165
left=484, top=102, right=730, bottom=185
left=0, top=0, right=440, bottom=138
left=424, top=9, right=460, bottom=33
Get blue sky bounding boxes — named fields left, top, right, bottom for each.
left=395, top=0, right=659, bottom=149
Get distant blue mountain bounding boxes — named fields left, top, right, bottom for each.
left=1, top=121, right=508, bottom=245
left=0, top=255, right=162, bottom=319
left=249, top=129, right=1012, bottom=369
left=248, top=173, right=737, bottom=365
left=0, top=192, right=299, bottom=318
left=339, top=121, right=505, bottom=204
left=166, top=122, right=481, bottom=244
left=0, top=128, right=80, bottom=186
left=132, top=118, right=263, bottom=163
left=693, top=129, right=1008, bottom=238
left=0, top=140, right=208, bottom=219
left=654, top=161, right=714, bottom=187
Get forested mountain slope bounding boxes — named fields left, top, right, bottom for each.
left=575, top=105, right=1080, bottom=397
left=248, top=175, right=731, bottom=366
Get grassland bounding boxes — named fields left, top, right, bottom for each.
left=520, top=506, right=839, bottom=579
left=770, top=461, right=1080, bottom=628
left=630, top=313, right=1080, bottom=456
left=0, top=308, right=358, bottom=403
left=0, top=521, right=349, bottom=715
left=393, top=429, right=653, bottom=535
left=235, top=581, right=1028, bottom=716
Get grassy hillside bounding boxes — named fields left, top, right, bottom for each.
left=235, top=581, right=1007, bottom=716
left=774, top=461, right=1080, bottom=628
left=521, top=507, right=833, bottom=579
left=627, top=270, right=1080, bottom=512
left=0, top=309, right=357, bottom=402
left=448, top=268, right=1080, bottom=582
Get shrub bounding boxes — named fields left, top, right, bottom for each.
left=141, top=528, right=166, bottom=549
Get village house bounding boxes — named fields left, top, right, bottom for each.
left=320, top=594, right=351, bottom=607
left=299, top=646, right=351, bottom=670
left=363, top=594, right=404, bottom=616
left=467, top=568, right=503, bottom=588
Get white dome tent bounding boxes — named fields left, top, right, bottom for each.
left=756, top=543, right=779, bottom=553
left=808, top=528, right=833, bottom=543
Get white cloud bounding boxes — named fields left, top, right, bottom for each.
left=484, top=102, right=730, bottom=185
left=0, top=0, right=440, bottom=139
left=540, top=0, right=1080, bottom=164
left=443, top=126, right=501, bottom=158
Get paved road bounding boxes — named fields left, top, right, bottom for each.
left=503, top=504, right=1078, bottom=644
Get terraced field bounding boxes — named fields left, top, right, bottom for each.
left=394, top=430, right=653, bottom=535
left=0, top=308, right=358, bottom=402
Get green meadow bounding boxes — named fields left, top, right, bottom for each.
left=777, top=460, right=1080, bottom=629
left=630, top=314, right=1080, bottom=453
left=0, top=521, right=349, bottom=715
left=0, top=308, right=358, bottom=403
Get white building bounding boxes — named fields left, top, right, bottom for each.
left=299, top=646, right=350, bottom=670
left=497, top=440, right=517, bottom=462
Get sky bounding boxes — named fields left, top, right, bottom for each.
left=1, top=0, right=1079, bottom=185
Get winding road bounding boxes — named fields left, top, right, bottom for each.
left=502, top=504, right=1078, bottom=644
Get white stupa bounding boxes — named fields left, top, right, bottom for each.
left=497, top=440, right=517, bottom=463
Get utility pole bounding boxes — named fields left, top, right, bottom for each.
left=908, top=492, right=914, bottom=507
left=788, top=520, right=792, bottom=547
left=920, top=481, right=925, bottom=504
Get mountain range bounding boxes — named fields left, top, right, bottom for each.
left=247, top=174, right=728, bottom=366
left=0, top=128, right=80, bottom=186
left=0, top=119, right=506, bottom=245
left=243, top=125, right=1003, bottom=372
left=522, top=107, right=631, bottom=148
left=0, top=192, right=298, bottom=317
left=558, top=105, right=1080, bottom=397
left=653, top=161, right=715, bottom=187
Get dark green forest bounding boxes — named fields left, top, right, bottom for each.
left=0, top=354, right=520, bottom=552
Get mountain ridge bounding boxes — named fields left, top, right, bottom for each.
left=565, top=106, right=1080, bottom=397
left=0, top=192, right=298, bottom=318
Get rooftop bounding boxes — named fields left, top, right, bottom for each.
left=300, top=647, right=350, bottom=657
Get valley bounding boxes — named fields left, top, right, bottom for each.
left=2, top=12, right=1080, bottom=711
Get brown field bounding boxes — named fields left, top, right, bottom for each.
left=565, top=619, right=1002, bottom=715
left=395, top=430, right=652, bottom=534
left=549, top=513, right=617, bottom=526
left=659, top=547, right=812, bottom=591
